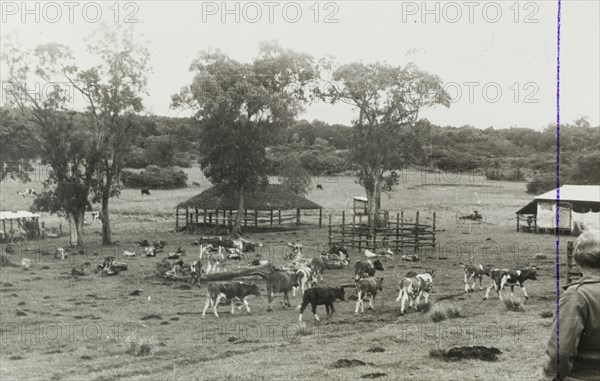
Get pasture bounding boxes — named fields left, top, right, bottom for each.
left=0, top=169, right=564, bottom=380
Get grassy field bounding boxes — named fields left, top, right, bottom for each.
left=0, top=169, right=567, bottom=380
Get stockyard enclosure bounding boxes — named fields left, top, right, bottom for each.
left=0, top=169, right=573, bottom=380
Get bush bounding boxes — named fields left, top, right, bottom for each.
left=429, top=302, right=463, bottom=322
left=504, top=298, right=525, bottom=312
left=121, top=165, right=188, bottom=189
left=279, top=158, right=312, bottom=196
left=526, top=175, right=557, bottom=194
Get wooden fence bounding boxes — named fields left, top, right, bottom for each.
left=328, top=211, right=436, bottom=252
left=566, top=240, right=582, bottom=285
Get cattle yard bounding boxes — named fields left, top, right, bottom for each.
left=0, top=171, right=570, bottom=380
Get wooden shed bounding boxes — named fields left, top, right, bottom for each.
left=175, top=184, right=323, bottom=232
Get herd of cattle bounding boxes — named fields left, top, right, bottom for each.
left=168, top=240, right=540, bottom=323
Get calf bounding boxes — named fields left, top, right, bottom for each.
left=17, top=189, right=37, bottom=197
left=297, top=286, right=346, bottom=323
left=286, top=242, right=303, bottom=260
left=201, top=282, right=261, bottom=319
left=190, top=260, right=202, bottom=285
left=484, top=267, right=538, bottom=300
left=90, top=211, right=100, bottom=225
left=310, top=256, right=325, bottom=282
left=293, top=266, right=313, bottom=296
left=316, top=184, right=323, bottom=190
left=355, top=277, right=384, bottom=315
left=463, top=264, right=492, bottom=292
left=265, top=270, right=299, bottom=312
left=354, top=259, right=384, bottom=281
left=141, top=188, right=150, bottom=196
left=396, top=271, right=434, bottom=315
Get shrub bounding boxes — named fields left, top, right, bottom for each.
left=121, top=165, right=187, bottom=189
left=279, top=157, right=312, bottom=196
left=429, top=302, right=463, bottom=322
left=540, top=311, right=554, bottom=318
left=504, top=298, right=525, bottom=312
left=526, top=175, right=557, bottom=194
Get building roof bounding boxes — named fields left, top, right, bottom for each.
left=534, top=185, right=600, bottom=203
left=176, top=184, right=322, bottom=210
left=0, top=211, right=40, bottom=220
left=516, top=185, right=600, bottom=214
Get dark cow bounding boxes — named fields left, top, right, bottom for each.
left=463, top=264, right=493, bottom=292
left=484, top=267, right=538, bottom=300
left=141, top=188, right=150, bottom=196
left=354, top=259, right=384, bottom=281
left=201, top=282, right=261, bottom=319
left=265, top=270, right=299, bottom=312
left=355, top=277, right=384, bottom=315
left=316, top=184, right=323, bottom=190
left=297, top=286, right=346, bottom=323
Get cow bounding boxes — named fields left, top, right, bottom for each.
left=201, top=282, right=261, bottom=319
left=355, top=277, right=384, bottom=315
left=123, top=250, right=136, bottom=257
left=463, top=264, right=492, bottom=292
left=54, top=247, right=67, bottom=260
left=286, top=242, right=303, bottom=260
left=396, top=271, right=435, bottom=315
left=17, top=189, right=36, bottom=198
left=316, top=184, right=323, bottom=190
left=190, top=260, right=202, bottom=285
left=141, top=188, right=150, bottom=196
left=90, top=211, right=100, bottom=225
left=354, top=259, right=384, bottom=281
left=265, top=269, right=299, bottom=312
left=310, top=256, right=325, bottom=282
left=297, top=286, right=346, bottom=323
left=484, top=267, right=538, bottom=301
left=293, top=266, right=314, bottom=296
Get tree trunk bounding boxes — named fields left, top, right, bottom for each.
left=76, top=209, right=85, bottom=247
left=67, top=210, right=85, bottom=247
left=232, top=184, right=245, bottom=237
left=374, top=176, right=382, bottom=212
left=101, top=193, right=112, bottom=245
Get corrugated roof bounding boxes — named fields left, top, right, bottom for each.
left=534, top=185, right=600, bottom=203
left=0, top=211, right=40, bottom=220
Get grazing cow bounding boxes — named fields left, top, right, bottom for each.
left=293, top=266, right=314, bottom=296
left=265, top=270, right=299, bottom=312
left=484, top=267, right=538, bottom=300
left=396, top=271, right=435, bottom=315
left=355, top=277, right=384, bottom=315
left=190, top=260, right=202, bottom=285
left=297, top=286, right=346, bottom=323
left=463, top=264, right=492, bottom=292
left=141, top=188, right=150, bottom=196
left=316, top=184, right=323, bottom=190
left=311, top=256, right=325, bottom=282
left=354, top=259, right=384, bottom=281
left=201, top=282, right=261, bottom=319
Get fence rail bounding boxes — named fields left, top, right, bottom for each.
left=328, top=211, right=436, bottom=252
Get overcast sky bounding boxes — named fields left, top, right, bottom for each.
left=1, top=1, right=598, bottom=130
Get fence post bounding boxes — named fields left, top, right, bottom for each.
left=215, top=209, right=219, bottom=226
left=278, top=210, right=282, bottom=225
left=175, top=208, right=179, bottom=232
left=432, top=212, right=437, bottom=250
left=400, top=211, right=404, bottom=251
left=40, top=221, right=45, bottom=238
left=59, top=223, right=62, bottom=237
left=244, top=210, right=248, bottom=228
left=396, top=212, right=400, bottom=253
left=319, top=208, right=322, bottom=229
left=328, top=213, right=332, bottom=248
left=270, top=210, right=274, bottom=229
left=516, top=214, right=520, bottom=232
left=415, top=211, right=420, bottom=253
left=209, top=213, right=213, bottom=226
left=296, top=208, right=301, bottom=227
left=255, top=210, right=258, bottom=228
left=341, top=211, right=345, bottom=246
left=203, top=209, right=207, bottom=225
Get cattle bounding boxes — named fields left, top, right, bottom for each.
left=463, top=264, right=492, bottom=292
left=16, top=189, right=36, bottom=198
left=354, top=259, right=384, bottom=281
left=190, top=260, right=202, bottom=285
left=297, top=286, right=346, bottom=323
left=484, top=267, right=538, bottom=301
left=138, top=239, right=150, bottom=247
left=123, top=250, right=136, bottom=257
left=355, top=277, right=384, bottom=315
left=265, top=269, right=299, bottom=312
left=153, top=240, right=167, bottom=249
left=54, top=247, right=67, bottom=260
left=201, top=282, right=261, bottom=319
left=286, top=242, right=303, bottom=260
left=396, top=271, right=435, bottom=315
left=141, top=188, right=150, bottom=196
left=293, top=266, right=314, bottom=296
left=144, top=247, right=157, bottom=257
left=165, top=260, right=184, bottom=278
left=365, top=248, right=393, bottom=259
left=90, top=211, right=100, bottom=225
left=310, top=256, right=325, bottom=282
left=316, top=184, right=323, bottom=190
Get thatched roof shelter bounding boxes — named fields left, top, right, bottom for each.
left=176, top=184, right=323, bottom=232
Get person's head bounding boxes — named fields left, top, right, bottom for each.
left=574, top=229, right=600, bottom=271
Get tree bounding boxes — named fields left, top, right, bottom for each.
left=172, top=42, right=317, bottom=235
left=321, top=62, right=450, bottom=231
left=2, top=40, right=97, bottom=247
left=0, top=107, right=40, bottom=182
left=279, top=156, right=312, bottom=196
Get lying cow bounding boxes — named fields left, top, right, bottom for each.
left=297, top=286, right=346, bottom=323
left=201, top=282, right=261, bottom=319
left=354, top=259, right=384, bottom=281
left=396, top=271, right=435, bottom=315
left=463, top=264, right=492, bottom=292
left=265, top=269, right=299, bottom=312
left=484, top=267, right=538, bottom=301
left=355, top=277, right=384, bottom=315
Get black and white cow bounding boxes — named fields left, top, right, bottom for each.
left=293, top=266, right=313, bottom=296
left=484, top=267, right=538, bottom=300
left=16, top=189, right=36, bottom=198
left=463, top=264, right=493, bottom=292
left=297, top=286, right=346, bottom=323
left=354, top=259, right=384, bottom=281
left=396, top=271, right=434, bottom=315
left=201, top=282, right=261, bottom=319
